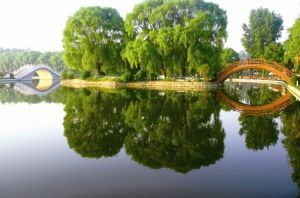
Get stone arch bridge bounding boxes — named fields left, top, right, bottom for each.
left=216, top=59, right=293, bottom=84
left=10, top=64, right=60, bottom=80
left=3, top=65, right=61, bottom=96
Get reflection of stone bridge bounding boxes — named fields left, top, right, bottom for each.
left=12, top=64, right=60, bottom=80
left=216, top=59, right=293, bottom=84
left=218, top=90, right=292, bottom=115
left=12, top=80, right=60, bottom=96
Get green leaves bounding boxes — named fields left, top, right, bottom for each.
left=221, top=48, right=240, bottom=68
left=122, top=0, right=227, bottom=79
left=63, top=7, right=125, bottom=75
left=284, top=17, right=300, bottom=72
left=242, top=8, right=283, bottom=59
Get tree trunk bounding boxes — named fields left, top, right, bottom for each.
left=162, top=65, right=167, bottom=78
left=96, top=63, right=102, bottom=76
left=181, top=67, right=186, bottom=77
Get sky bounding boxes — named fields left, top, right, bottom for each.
left=0, top=0, right=299, bottom=52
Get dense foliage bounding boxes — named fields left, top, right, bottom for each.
left=221, top=48, right=240, bottom=68
left=63, top=7, right=126, bottom=76
left=285, top=17, right=300, bottom=73
left=0, top=48, right=64, bottom=76
left=62, top=88, right=225, bottom=173
left=241, top=8, right=283, bottom=59
left=122, top=0, right=227, bottom=80
left=281, top=103, right=300, bottom=195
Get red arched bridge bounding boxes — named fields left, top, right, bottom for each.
left=216, top=59, right=293, bottom=84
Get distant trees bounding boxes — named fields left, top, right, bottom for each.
left=284, top=17, right=300, bottom=72
left=0, top=49, right=64, bottom=76
left=241, top=8, right=283, bottom=59
left=63, top=7, right=125, bottom=76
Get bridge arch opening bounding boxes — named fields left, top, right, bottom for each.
left=32, top=79, right=53, bottom=91
left=216, top=59, right=293, bottom=84
left=32, top=69, right=53, bottom=80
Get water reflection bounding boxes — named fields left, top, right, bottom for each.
left=63, top=89, right=130, bottom=158
left=239, top=114, right=279, bottom=150
left=281, top=102, right=300, bottom=192
left=0, top=79, right=60, bottom=97
left=123, top=92, right=225, bottom=173
left=223, top=82, right=287, bottom=105
left=63, top=89, right=225, bottom=173
left=0, top=82, right=299, bottom=196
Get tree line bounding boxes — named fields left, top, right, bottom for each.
left=1, top=1, right=299, bottom=81
left=0, top=48, right=65, bottom=76
left=62, top=1, right=300, bottom=81
left=63, top=0, right=228, bottom=80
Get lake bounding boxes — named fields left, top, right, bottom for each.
left=0, top=82, right=299, bottom=198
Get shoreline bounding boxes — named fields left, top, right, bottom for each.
left=61, top=79, right=219, bottom=92
left=61, top=79, right=300, bottom=100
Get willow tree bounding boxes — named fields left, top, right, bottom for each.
left=62, top=7, right=125, bottom=75
left=123, top=0, right=227, bottom=79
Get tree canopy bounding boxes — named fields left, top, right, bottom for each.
left=63, top=6, right=125, bottom=75
left=241, top=8, right=283, bottom=59
left=122, top=0, right=227, bottom=79
left=284, top=17, right=300, bottom=72
left=221, top=48, right=240, bottom=68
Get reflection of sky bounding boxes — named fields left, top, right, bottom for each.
left=0, top=102, right=297, bottom=197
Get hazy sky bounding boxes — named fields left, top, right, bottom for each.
left=0, top=0, right=299, bottom=52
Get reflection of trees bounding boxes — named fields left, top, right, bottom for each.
left=246, top=85, right=283, bottom=105
left=281, top=103, right=300, bottom=194
left=63, top=89, right=130, bottom=158
left=124, top=92, right=225, bottom=173
left=223, top=82, right=283, bottom=105
left=223, top=83, right=281, bottom=151
left=62, top=89, right=225, bottom=173
left=239, top=114, right=279, bottom=150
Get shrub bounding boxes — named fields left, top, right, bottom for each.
left=61, top=71, right=75, bottom=79
left=81, top=70, right=91, bottom=80
left=134, top=70, right=147, bottom=81
left=148, top=72, right=158, bottom=81
left=291, top=74, right=298, bottom=86
left=121, top=71, right=134, bottom=82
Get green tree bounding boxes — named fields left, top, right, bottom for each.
left=63, top=7, right=125, bottom=75
left=284, top=17, right=300, bottom=72
left=264, top=43, right=284, bottom=63
left=123, top=0, right=227, bottom=79
left=242, top=8, right=283, bottom=58
left=221, top=48, right=240, bottom=68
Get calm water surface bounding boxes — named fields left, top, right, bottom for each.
left=0, top=82, right=299, bottom=198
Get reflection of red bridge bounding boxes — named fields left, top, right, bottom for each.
left=217, top=90, right=292, bottom=116
left=216, top=59, right=293, bottom=84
